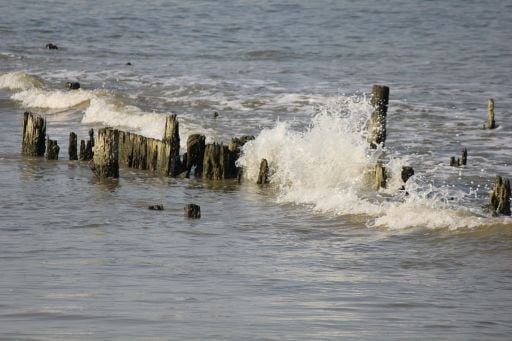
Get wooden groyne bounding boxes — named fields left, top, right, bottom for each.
left=22, top=112, right=46, bottom=157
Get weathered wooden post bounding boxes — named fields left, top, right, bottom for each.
left=461, top=147, right=467, bottom=166
left=257, top=159, right=269, bottom=184
left=22, top=111, right=46, bottom=156
left=374, top=163, right=387, bottom=190
left=69, top=132, right=78, bottom=160
left=184, top=204, right=201, bottom=218
left=46, top=137, right=60, bottom=160
left=80, top=128, right=95, bottom=161
left=91, top=128, right=119, bottom=178
left=367, top=85, right=390, bottom=149
left=203, top=143, right=227, bottom=180
left=163, top=114, right=182, bottom=176
left=485, top=98, right=496, bottom=129
left=186, top=134, right=206, bottom=177
left=488, top=175, right=511, bottom=216
left=401, top=166, right=414, bottom=183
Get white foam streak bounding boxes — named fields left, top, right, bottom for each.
left=11, top=88, right=94, bottom=109
left=0, top=71, right=43, bottom=90
left=82, top=97, right=166, bottom=139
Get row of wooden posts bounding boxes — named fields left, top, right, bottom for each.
left=20, top=85, right=511, bottom=216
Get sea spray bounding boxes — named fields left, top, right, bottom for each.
left=238, top=95, right=491, bottom=229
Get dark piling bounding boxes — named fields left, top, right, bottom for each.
left=367, top=85, right=390, bottom=149
left=91, top=128, right=119, bottom=179
left=45, top=43, right=58, bottom=50
left=22, top=111, right=46, bottom=157
left=184, top=204, right=201, bottom=218
left=374, top=163, right=387, bottom=190
left=186, top=134, right=206, bottom=177
left=80, top=129, right=95, bottom=161
left=257, top=159, right=269, bottom=184
left=163, top=114, right=182, bottom=176
left=488, top=175, right=511, bottom=216
left=69, top=132, right=78, bottom=160
left=46, top=137, right=60, bottom=160
left=65, top=82, right=80, bottom=90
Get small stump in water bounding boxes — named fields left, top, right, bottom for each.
left=46, top=137, right=60, bottom=160
left=367, top=85, right=390, bottom=149
left=80, top=128, right=95, bottom=161
left=184, top=204, right=201, bottom=219
left=69, top=132, right=78, bottom=160
left=488, top=175, right=511, bottom=216
left=148, top=204, right=164, bottom=211
left=485, top=98, right=496, bottom=129
left=65, top=82, right=80, bottom=90
left=185, top=134, right=206, bottom=177
left=45, top=43, right=58, bottom=50
left=257, top=158, right=269, bottom=184
left=450, top=147, right=468, bottom=167
left=22, top=111, right=46, bottom=157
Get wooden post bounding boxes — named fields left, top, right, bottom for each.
left=257, top=159, right=269, bottom=184
left=184, top=204, right=201, bottom=218
left=374, top=163, right=387, bottom=190
left=461, top=147, right=467, bottom=166
left=80, top=129, right=95, bottom=161
left=488, top=175, right=511, bottom=216
left=401, top=166, right=414, bottom=183
left=485, top=98, right=496, bottom=129
left=46, top=137, right=60, bottom=160
left=186, top=134, right=206, bottom=177
left=91, top=128, right=119, bottom=178
left=367, top=85, right=389, bottom=149
left=163, top=114, right=182, bottom=176
left=69, top=132, right=78, bottom=160
left=22, top=111, right=46, bottom=156
left=203, top=143, right=228, bottom=180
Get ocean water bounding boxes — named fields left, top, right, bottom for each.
left=1, top=0, right=512, bottom=339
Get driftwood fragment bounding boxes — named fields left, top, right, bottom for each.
left=257, top=159, right=269, bottom=184
left=186, top=134, right=206, bottom=177
left=367, top=85, right=390, bottom=149
left=485, top=98, right=496, bottom=129
left=69, top=132, right=78, bottom=160
left=46, top=137, right=60, bottom=160
left=488, top=175, right=511, bottom=216
left=22, top=112, right=46, bottom=157
left=91, top=128, right=119, bottom=179
left=184, top=204, right=201, bottom=218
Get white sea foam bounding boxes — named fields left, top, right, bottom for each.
left=0, top=71, right=44, bottom=90
left=11, top=88, right=95, bottom=109
left=238, top=95, right=491, bottom=230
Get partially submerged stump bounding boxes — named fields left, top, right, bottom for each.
left=401, top=166, right=415, bottom=183
left=374, top=163, right=387, bottom=190
left=46, top=137, right=60, bottom=160
left=45, top=43, right=58, bottom=50
left=65, top=82, right=80, bottom=90
left=69, top=132, right=78, bottom=160
left=91, top=128, right=119, bottom=179
left=162, top=115, right=182, bottom=176
left=257, top=158, right=269, bottom=184
left=148, top=204, right=164, bottom=211
left=203, top=143, right=228, bottom=180
left=450, top=148, right=467, bottom=167
left=22, top=111, right=46, bottom=157
left=485, top=98, right=496, bottom=129
left=185, top=134, right=206, bottom=177
left=367, top=85, right=390, bottom=149
left=80, top=129, right=95, bottom=161
left=184, top=204, right=201, bottom=218
left=488, top=175, right=511, bottom=216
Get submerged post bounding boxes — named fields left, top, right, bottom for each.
left=46, top=137, right=60, bottom=160
left=69, top=132, right=78, bottom=160
left=485, top=98, right=496, bottom=129
left=91, top=128, right=119, bottom=178
left=367, top=85, right=390, bottom=149
left=163, top=114, right=182, bottom=176
left=186, top=134, right=206, bottom=177
left=22, top=111, right=46, bottom=156
left=257, top=158, right=269, bottom=184
left=184, top=204, right=201, bottom=218
left=488, top=175, right=511, bottom=216
left=461, top=147, right=467, bottom=166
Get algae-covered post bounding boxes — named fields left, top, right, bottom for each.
left=367, top=85, right=390, bottom=149
left=163, top=114, right=182, bottom=176
left=22, top=111, right=46, bottom=157
left=257, top=158, right=269, bottom=184
left=184, top=204, right=201, bottom=218
left=485, top=98, right=496, bottom=129
left=91, top=128, right=119, bottom=178
left=488, top=175, right=511, bottom=216
left=46, top=137, right=60, bottom=160
left=69, top=132, right=78, bottom=160
left=203, top=143, right=228, bottom=180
